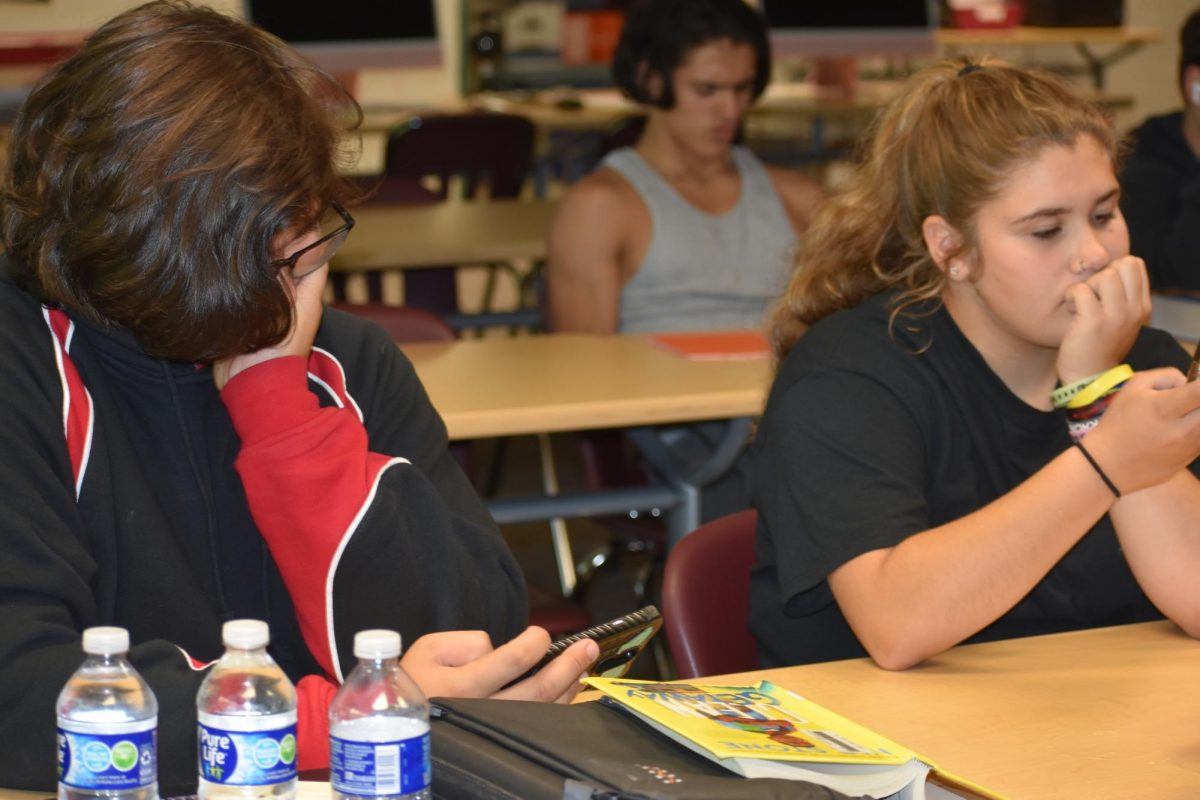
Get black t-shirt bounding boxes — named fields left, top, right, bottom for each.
left=1120, top=111, right=1200, bottom=291
left=749, top=291, right=1192, bottom=667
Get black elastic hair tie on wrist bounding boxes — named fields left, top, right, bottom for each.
left=1074, top=441, right=1121, bottom=499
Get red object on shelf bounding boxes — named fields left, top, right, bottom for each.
left=949, top=3, right=1025, bottom=29
left=587, top=11, right=623, bottom=64
left=561, top=10, right=624, bottom=66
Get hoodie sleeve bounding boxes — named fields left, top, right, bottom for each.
left=220, top=320, right=526, bottom=686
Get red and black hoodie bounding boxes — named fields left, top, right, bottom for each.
left=0, top=255, right=526, bottom=793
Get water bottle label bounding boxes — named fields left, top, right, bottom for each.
left=198, top=712, right=297, bottom=787
left=331, top=732, right=431, bottom=796
left=57, top=720, right=156, bottom=792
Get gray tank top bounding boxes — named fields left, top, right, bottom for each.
left=603, top=146, right=797, bottom=333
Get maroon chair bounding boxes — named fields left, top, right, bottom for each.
left=384, top=112, right=535, bottom=201
left=327, top=301, right=455, bottom=343
left=661, top=509, right=759, bottom=679
left=380, top=112, right=536, bottom=317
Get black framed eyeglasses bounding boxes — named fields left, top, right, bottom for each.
left=271, top=202, right=355, bottom=279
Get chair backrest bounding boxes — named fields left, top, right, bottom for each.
left=661, top=509, right=759, bottom=679
left=598, top=114, right=647, bottom=159
left=383, top=112, right=536, bottom=200
left=327, top=302, right=455, bottom=343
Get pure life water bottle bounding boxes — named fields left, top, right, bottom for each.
left=197, top=620, right=297, bottom=800
left=330, top=630, right=431, bottom=800
left=57, top=626, right=158, bottom=800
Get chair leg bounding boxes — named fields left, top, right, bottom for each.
left=482, top=437, right=508, bottom=498
left=481, top=263, right=500, bottom=316
left=537, top=432, right=577, bottom=597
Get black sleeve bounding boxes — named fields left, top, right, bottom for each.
left=321, top=316, right=527, bottom=675
left=752, top=368, right=930, bottom=615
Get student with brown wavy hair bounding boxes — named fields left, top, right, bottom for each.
left=750, top=58, right=1200, bottom=671
left=0, top=1, right=594, bottom=791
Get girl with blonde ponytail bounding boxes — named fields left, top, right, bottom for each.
left=751, top=58, right=1200, bottom=670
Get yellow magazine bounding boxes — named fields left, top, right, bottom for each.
left=584, top=678, right=1003, bottom=800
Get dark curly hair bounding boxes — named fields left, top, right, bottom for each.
left=0, top=0, right=362, bottom=362
left=612, top=0, right=771, bottom=109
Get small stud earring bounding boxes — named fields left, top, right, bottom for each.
left=949, top=265, right=963, bottom=279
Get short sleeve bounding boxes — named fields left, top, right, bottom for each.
left=752, top=367, right=931, bottom=613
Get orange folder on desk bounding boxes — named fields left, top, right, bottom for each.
left=645, top=330, right=770, bottom=360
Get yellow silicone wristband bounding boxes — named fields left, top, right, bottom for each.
left=1065, top=364, right=1134, bottom=410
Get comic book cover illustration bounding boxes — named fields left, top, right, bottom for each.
left=585, top=678, right=915, bottom=765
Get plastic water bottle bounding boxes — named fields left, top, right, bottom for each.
left=56, top=626, right=158, bottom=800
left=329, top=630, right=431, bottom=800
left=196, top=620, right=297, bottom=800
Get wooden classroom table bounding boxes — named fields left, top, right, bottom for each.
left=401, top=333, right=769, bottom=440
left=936, top=24, right=1160, bottom=47
left=401, top=332, right=772, bottom=545
left=713, top=621, right=1200, bottom=799
left=331, top=198, right=557, bottom=271
left=936, top=25, right=1161, bottom=90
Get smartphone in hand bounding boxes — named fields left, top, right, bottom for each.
left=510, top=605, right=663, bottom=687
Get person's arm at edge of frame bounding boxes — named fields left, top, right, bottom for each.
left=545, top=170, right=629, bottom=334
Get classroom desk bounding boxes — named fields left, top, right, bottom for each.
left=401, top=333, right=772, bottom=546
left=937, top=25, right=1161, bottom=90
left=332, top=199, right=556, bottom=271
left=331, top=199, right=557, bottom=327
left=713, top=621, right=1200, bottom=799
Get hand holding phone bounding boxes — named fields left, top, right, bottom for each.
left=508, top=605, right=662, bottom=688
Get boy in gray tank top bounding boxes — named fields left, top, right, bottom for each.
left=604, top=145, right=797, bottom=332
left=547, top=0, right=822, bottom=336
left=546, top=0, right=824, bottom=523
